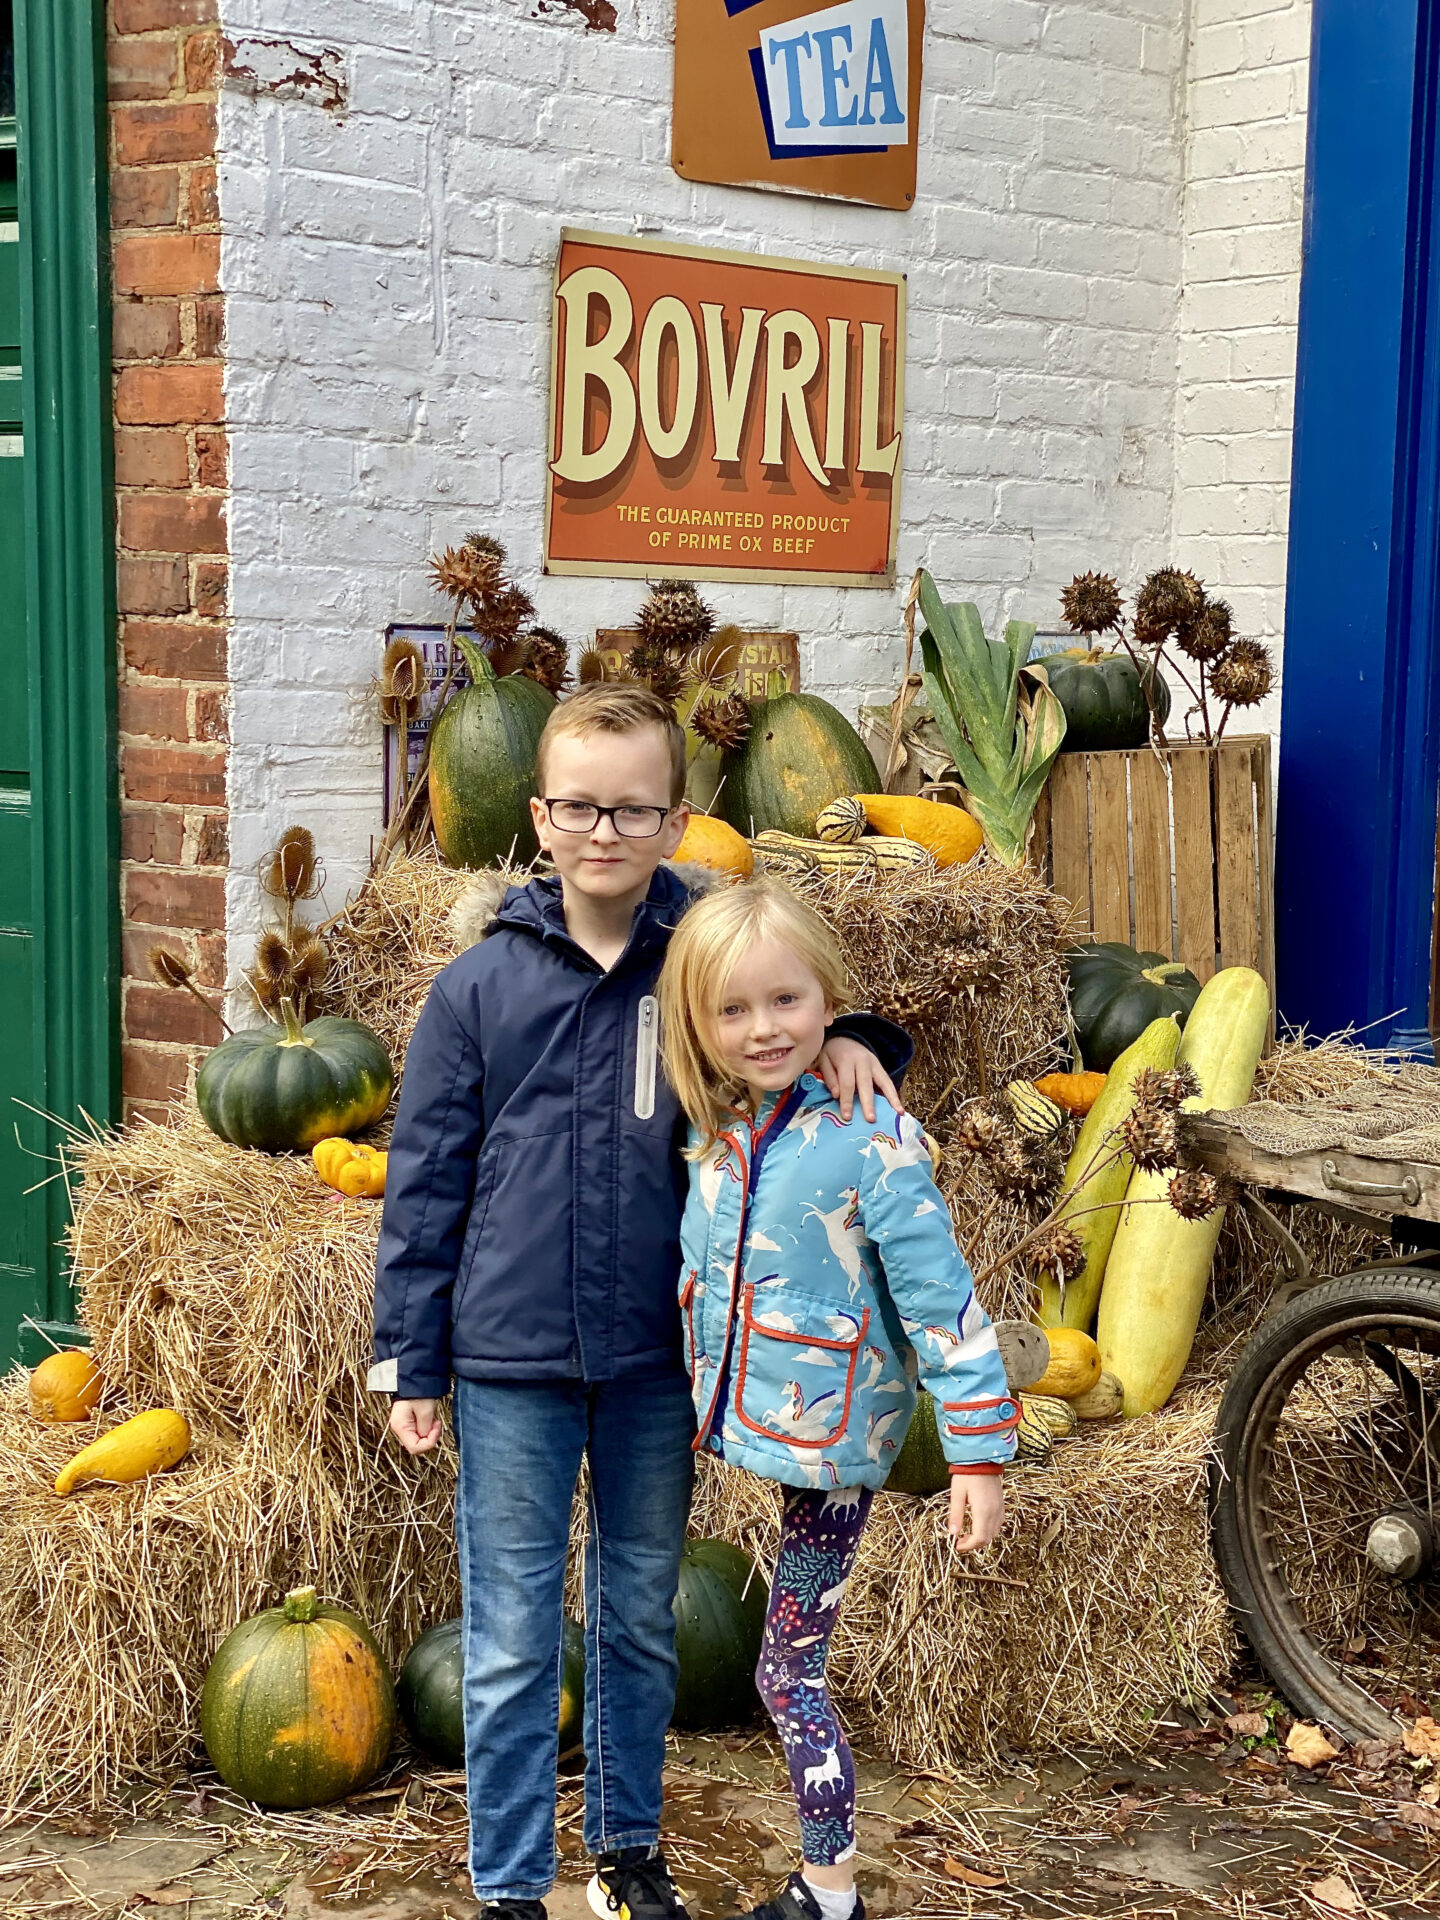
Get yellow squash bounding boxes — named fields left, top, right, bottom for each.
left=29, top=1348, right=103, bottom=1423
left=851, top=794, right=984, bottom=867
left=1034, top=1070, right=1108, bottom=1117
left=54, top=1408, right=191, bottom=1495
left=312, top=1139, right=387, bottom=1197
left=674, top=813, right=754, bottom=879
left=1096, top=967, right=1270, bottom=1416
left=1028, top=1327, right=1102, bottom=1400
left=1036, top=1016, right=1182, bottom=1332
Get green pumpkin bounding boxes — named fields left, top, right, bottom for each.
left=720, top=692, right=879, bottom=840
left=1067, top=941, right=1202, bottom=1072
left=883, top=1391, right=949, bottom=1497
left=196, top=1009, right=394, bottom=1153
left=398, top=1615, right=585, bottom=1766
left=429, top=636, right=555, bottom=869
left=1046, top=649, right=1172, bottom=752
left=682, top=1537, right=768, bottom=1648
left=671, top=1538, right=764, bottom=1730
left=200, top=1586, right=396, bottom=1810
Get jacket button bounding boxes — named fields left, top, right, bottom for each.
left=709, top=1435, right=721, bottom=1452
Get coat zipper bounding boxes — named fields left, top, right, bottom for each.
left=634, top=995, right=659, bottom=1119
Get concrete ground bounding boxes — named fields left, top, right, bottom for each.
left=3, top=1715, right=1438, bottom=1920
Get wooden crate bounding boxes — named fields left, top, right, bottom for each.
left=1034, top=735, right=1275, bottom=998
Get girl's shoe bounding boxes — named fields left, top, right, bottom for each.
left=587, top=1845, right=691, bottom=1920
left=726, top=1873, right=865, bottom=1920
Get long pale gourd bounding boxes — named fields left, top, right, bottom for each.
left=1036, top=1016, right=1182, bottom=1332
left=1096, top=967, right=1270, bottom=1416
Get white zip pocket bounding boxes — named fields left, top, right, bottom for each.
left=634, top=995, right=659, bottom=1120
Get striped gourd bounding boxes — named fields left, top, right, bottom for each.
left=751, top=830, right=932, bottom=874
left=816, top=796, right=868, bottom=844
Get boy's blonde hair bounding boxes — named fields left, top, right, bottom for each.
left=535, top=683, right=687, bottom=805
left=658, top=880, right=851, bottom=1150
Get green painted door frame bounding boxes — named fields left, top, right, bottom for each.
left=11, top=0, right=120, bottom=1362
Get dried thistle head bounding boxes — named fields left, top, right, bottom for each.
left=626, top=640, right=687, bottom=705
left=1132, top=1063, right=1201, bottom=1114
left=1134, top=567, right=1205, bottom=646
left=430, top=542, right=503, bottom=608
left=378, top=636, right=426, bottom=727
left=691, top=691, right=753, bottom=753
left=1167, top=1168, right=1232, bottom=1222
left=475, top=583, right=536, bottom=647
left=955, top=1098, right=1010, bottom=1162
left=261, top=827, right=323, bottom=905
left=520, top=627, right=572, bottom=696
left=936, top=938, right=1005, bottom=998
left=1210, top=638, right=1274, bottom=709
left=638, top=579, right=715, bottom=651
left=1123, top=1102, right=1179, bottom=1173
left=990, top=1135, right=1064, bottom=1201
left=1177, top=596, right=1234, bottom=664
left=577, top=647, right=610, bottom=687
left=464, top=532, right=507, bottom=564
left=882, top=980, right=947, bottom=1029
left=1033, top=1223, right=1088, bottom=1284
left=1059, top=571, right=1123, bottom=638
left=148, top=945, right=193, bottom=989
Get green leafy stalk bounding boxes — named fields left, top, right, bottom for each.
left=911, top=567, right=1066, bottom=864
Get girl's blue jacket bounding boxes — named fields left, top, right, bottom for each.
left=369, top=868, right=909, bottom=1399
left=679, top=1073, right=1020, bottom=1491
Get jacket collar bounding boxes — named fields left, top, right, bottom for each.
left=490, top=864, right=693, bottom=972
left=746, top=1070, right=834, bottom=1130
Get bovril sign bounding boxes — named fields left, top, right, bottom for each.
left=672, top=0, right=924, bottom=210
left=543, top=230, right=905, bottom=587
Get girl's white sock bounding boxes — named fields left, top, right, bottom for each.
left=802, top=1876, right=857, bottom=1920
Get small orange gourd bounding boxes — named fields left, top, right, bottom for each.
left=312, top=1138, right=387, bottom=1197
left=29, top=1348, right=104, bottom=1423
left=1034, top=1070, right=1108, bottom=1117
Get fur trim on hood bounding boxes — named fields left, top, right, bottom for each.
left=447, top=860, right=722, bottom=953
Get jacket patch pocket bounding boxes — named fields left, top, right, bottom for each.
left=735, top=1283, right=869, bottom=1450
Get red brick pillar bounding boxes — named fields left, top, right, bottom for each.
left=107, top=0, right=229, bottom=1122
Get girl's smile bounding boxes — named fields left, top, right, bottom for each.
left=710, top=938, right=836, bottom=1107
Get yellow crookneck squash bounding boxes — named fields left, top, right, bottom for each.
left=54, top=1408, right=191, bottom=1495
left=312, top=1138, right=387, bottom=1198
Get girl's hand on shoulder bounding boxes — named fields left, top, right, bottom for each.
left=948, top=1471, right=1004, bottom=1553
left=390, top=1396, right=442, bottom=1454
left=815, top=1037, right=902, bottom=1124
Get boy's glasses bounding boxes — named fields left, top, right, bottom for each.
left=541, top=799, right=672, bottom=838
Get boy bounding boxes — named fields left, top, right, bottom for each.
left=372, top=684, right=906, bottom=1920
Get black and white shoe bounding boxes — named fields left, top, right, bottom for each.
left=479, top=1903, right=547, bottom=1920
left=587, top=1846, right=691, bottom=1920
left=724, top=1873, right=865, bottom=1920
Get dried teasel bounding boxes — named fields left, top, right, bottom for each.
left=378, top=636, right=426, bottom=728
left=577, top=647, right=610, bottom=687
left=147, top=943, right=231, bottom=1035
left=1059, top=571, right=1124, bottom=638
left=246, top=930, right=294, bottom=1012
left=260, top=827, right=324, bottom=908
left=1123, top=1101, right=1179, bottom=1173
left=1167, top=1168, right=1233, bottom=1222
left=287, top=924, right=330, bottom=1000
left=1211, top=637, right=1274, bottom=710
left=690, top=691, right=753, bottom=753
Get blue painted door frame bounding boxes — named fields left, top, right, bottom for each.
left=1277, top=0, right=1440, bottom=1048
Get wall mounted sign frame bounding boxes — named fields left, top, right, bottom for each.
left=672, top=0, right=924, bottom=211
left=543, top=228, right=905, bottom=588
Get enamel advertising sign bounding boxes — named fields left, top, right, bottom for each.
left=543, top=230, right=905, bottom=588
left=671, top=0, right=924, bottom=211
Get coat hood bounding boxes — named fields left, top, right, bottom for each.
left=448, top=860, right=717, bottom=953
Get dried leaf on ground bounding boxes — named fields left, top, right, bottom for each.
left=942, top=1858, right=1007, bottom=1888
left=1225, top=1710, right=1269, bottom=1738
left=1403, top=1715, right=1440, bottom=1759
left=1287, top=1722, right=1342, bottom=1768
left=1397, top=1799, right=1440, bottom=1832
left=1308, top=1874, right=1361, bottom=1913
left=138, top=1888, right=195, bottom=1907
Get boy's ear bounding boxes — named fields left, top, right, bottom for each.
left=530, top=793, right=552, bottom=852
left=657, top=799, right=690, bottom=858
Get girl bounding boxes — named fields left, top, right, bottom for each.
left=658, top=882, right=1019, bottom=1920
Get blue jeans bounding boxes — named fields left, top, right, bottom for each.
left=452, top=1375, right=697, bottom=1900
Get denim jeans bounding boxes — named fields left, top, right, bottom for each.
left=452, top=1374, right=697, bottom=1900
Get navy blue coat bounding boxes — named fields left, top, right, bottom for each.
left=369, top=867, right=909, bottom=1397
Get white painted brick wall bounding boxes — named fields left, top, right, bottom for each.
left=1173, top=0, right=1311, bottom=744
left=215, top=0, right=1196, bottom=957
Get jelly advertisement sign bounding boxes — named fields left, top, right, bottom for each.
left=671, top=0, right=924, bottom=211
left=543, top=230, right=905, bottom=588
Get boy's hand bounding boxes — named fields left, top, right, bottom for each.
left=948, top=1472, right=1004, bottom=1552
left=390, top=1397, right=442, bottom=1455
left=815, top=1037, right=902, bottom=1124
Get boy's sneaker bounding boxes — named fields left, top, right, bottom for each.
left=724, top=1874, right=865, bottom=1920
left=587, top=1845, right=690, bottom=1920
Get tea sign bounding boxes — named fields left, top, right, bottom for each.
left=543, top=229, right=905, bottom=588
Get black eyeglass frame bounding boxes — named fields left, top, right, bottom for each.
left=540, top=798, right=674, bottom=838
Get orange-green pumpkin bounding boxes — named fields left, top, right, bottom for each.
left=200, top=1587, right=396, bottom=1809
left=719, top=692, right=879, bottom=840
left=429, top=636, right=555, bottom=869
left=196, top=1008, right=394, bottom=1153
left=397, top=1615, right=585, bottom=1766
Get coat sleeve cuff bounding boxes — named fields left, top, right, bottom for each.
left=950, top=1461, right=1004, bottom=1475
left=366, top=1359, right=399, bottom=1393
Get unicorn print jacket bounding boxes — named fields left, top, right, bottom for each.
left=679, top=1073, right=1020, bottom=1492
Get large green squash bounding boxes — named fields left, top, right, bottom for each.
left=682, top=1537, right=768, bottom=1647
left=719, top=692, right=879, bottom=839
left=200, top=1586, right=396, bottom=1809
left=397, top=1615, right=585, bottom=1766
left=196, top=1009, right=394, bottom=1152
left=429, top=637, right=555, bottom=869
left=883, top=1391, right=949, bottom=1496
left=671, top=1538, right=763, bottom=1730
left=1096, top=968, right=1270, bottom=1416
left=1046, top=649, right=1171, bottom=752
left=1067, top=941, right=1202, bottom=1072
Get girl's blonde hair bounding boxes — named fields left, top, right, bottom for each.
left=658, top=880, right=851, bottom=1150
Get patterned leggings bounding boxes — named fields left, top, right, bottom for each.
left=755, top=1485, right=875, bottom=1868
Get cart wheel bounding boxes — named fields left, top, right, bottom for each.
left=1210, top=1267, right=1440, bottom=1739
